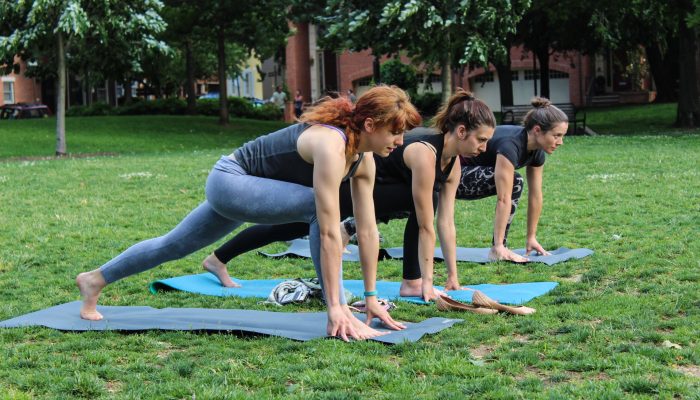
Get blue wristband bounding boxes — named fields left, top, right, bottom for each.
left=363, top=290, right=378, bottom=298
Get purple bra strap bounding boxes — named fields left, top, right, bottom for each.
left=317, top=123, right=348, bottom=143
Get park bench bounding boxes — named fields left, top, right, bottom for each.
left=500, top=102, right=587, bottom=135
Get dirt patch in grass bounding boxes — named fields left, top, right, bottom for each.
left=105, top=380, right=122, bottom=394
left=561, top=274, right=583, bottom=283
left=674, top=365, right=700, bottom=378
left=470, top=344, right=494, bottom=359
left=512, top=334, right=530, bottom=343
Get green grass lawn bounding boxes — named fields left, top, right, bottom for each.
left=0, top=112, right=699, bottom=399
left=586, top=102, right=700, bottom=135
left=0, top=115, right=288, bottom=159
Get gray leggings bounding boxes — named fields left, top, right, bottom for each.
left=99, top=156, right=349, bottom=304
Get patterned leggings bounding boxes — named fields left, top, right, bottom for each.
left=456, top=166, right=524, bottom=245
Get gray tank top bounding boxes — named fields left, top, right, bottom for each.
left=234, top=123, right=363, bottom=187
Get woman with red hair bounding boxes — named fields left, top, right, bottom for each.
left=76, top=85, right=421, bottom=341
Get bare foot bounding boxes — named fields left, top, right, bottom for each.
left=76, top=271, right=106, bottom=320
left=202, top=253, right=240, bottom=288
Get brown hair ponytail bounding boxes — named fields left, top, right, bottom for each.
left=432, top=89, right=495, bottom=134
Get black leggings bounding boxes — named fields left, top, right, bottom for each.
left=214, top=166, right=523, bottom=281
left=213, top=182, right=427, bottom=280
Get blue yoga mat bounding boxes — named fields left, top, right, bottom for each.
left=261, top=239, right=593, bottom=265
left=150, top=273, right=558, bottom=305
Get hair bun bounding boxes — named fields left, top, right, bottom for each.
left=531, top=96, right=551, bottom=108
left=456, top=88, right=475, bottom=101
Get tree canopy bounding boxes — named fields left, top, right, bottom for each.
left=0, top=0, right=168, bottom=155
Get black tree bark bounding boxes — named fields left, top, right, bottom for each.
left=676, top=8, right=700, bottom=127
left=217, top=29, right=229, bottom=126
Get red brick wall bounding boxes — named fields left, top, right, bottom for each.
left=1, top=57, right=42, bottom=106
left=285, top=22, right=311, bottom=121
left=331, top=46, right=591, bottom=107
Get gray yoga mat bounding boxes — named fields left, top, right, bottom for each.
left=385, top=246, right=594, bottom=266
left=260, top=239, right=375, bottom=262
left=262, top=239, right=592, bottom=265
left=0, top=301, right=461, bottom=344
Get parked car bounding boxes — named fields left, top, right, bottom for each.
left=198, top=92, right=219, bottom=100
left=0, top=103, right=51, bottom=120
left=244, top=97, right=265, bottom=108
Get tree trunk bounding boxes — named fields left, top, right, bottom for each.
left=495, top=51, right=514, bottom=107
left=645, top=41, right=679, bottom=103
left=122, top=78, right=132, bottom=105
left=55, top=33, right=67, bottom=156
left=676, top=14, right=700, bottom=127
left=217, top=29, right=229, bottom=126
left=372, top=56, right=381, bottom=85
left=108, top=79, right=117, bottom=107
left=536, top=48, right=550, bottom=99
left=441, top=54, right=452, bottom=103
left=185, top=38, right=197, bottom=115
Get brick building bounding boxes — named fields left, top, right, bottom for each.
left=1, top=57, right=43, bottom=107
left=275, top=22, right=653, bottom=120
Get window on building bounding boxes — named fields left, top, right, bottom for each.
left=511, top=71, right=520, bottom=81
left=472, top=72, right=494, bottom=83
left=549, top=70, right=570, bottom=79
left=3, top=81, right=15, bottom=104
left=354, top=77, right=373, bottom=87
left=524, top=70, right=537, bottom=80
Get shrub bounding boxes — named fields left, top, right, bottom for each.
left=381, top=59, right=419, bottom=94
left=196, top=99, right=219, bottom=116
left=128, top=98, right=186, bottom=115
left=66, top=102, right=113, bottom=117
left=250, top=103, right=283, bottom=120
left=413, top=92, right=442, bottom=118
left=227, top=96, right=255, bottom=118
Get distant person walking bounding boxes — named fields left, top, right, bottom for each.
left=271, top=85, right=287, bottom=118
left=347, top=89, right=357, bottom=103
left=294, top=90, right=304, bottom=119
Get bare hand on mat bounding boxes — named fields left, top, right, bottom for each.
left=327, top=305, right=387, bottom=341
left=421, top=281, right=444, bottom=302
left=364, top=297, right=406, bottom=331
left=489, top=244, right=528, bottom=263
left=525, top=238, right=551, bottom=256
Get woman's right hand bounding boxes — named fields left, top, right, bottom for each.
left=327, top=305, right=387, bottom=341
left=421, top=280, right=442, bottom=302
left=489, top=244, right=529, bottom=263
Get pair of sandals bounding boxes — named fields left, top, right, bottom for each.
left=436, top=290, right=536, bottom=315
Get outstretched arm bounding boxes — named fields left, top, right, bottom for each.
left=404, top=144, right=439, bottom=302
left=302, top=126, right=382, bottom=341
left=490, top=154, right=528, bottom=262
left=525, top=165, right=550, bottom=255
left=351, top=154, right=405, bottom=330
left=439, top=158, right=461, bottom=290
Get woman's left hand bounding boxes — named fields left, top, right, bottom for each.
left=444, top=278, right=463, bottom=291
left=364, top=298, right=406, bottom=331
left=526, top=238, right=551, bottom=256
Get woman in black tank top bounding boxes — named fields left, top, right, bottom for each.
left=204, top=90, right=497, bottom=303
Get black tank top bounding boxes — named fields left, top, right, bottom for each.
left=234, top=123, right=363, bottom=187
left=374, top=133, right=457, bottom=192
